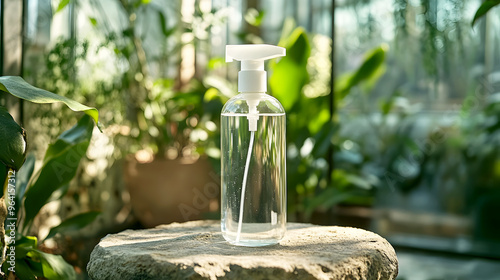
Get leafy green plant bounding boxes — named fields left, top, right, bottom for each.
left=0, top=76, right=100, bottom=279
left=268, top=23, right=387, bottom=220
left=138, top=77, right=226, bottom=159
left=79, top=0, right=227, bottom=159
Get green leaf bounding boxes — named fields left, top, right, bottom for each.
left=345, top=174, right=372, bottom=190
left=0, top=76, right=99, bottom=128
left=3, top=238, right=40, bottom=278
left=472, top=0, right=500, bottom=27
left=0, top=106, right=27, bottom=170
left=269, top=27, right=311, bottom=111
left=16, top=153, right=35, bottom=200
left=17, top=235, right=38, bottom=249
left=277, top=18, right=297, bottom=47
left=208, top=57, right=225, bottom=70
left=379, top=91, right=401, bottom=115
left=335, top=45, right=388, bottom=99
left=157, top=10, right=176, bottom=37
left=303, top=187, right=354, bottom=218
left=311, top=121, right=336, bottom=158
left=89, top=17, right=97, bottom=26
left=244, top=8, right=265, bottom=27
left=55, top=0, right=70, bottom=13
left=42, top=116, right=93, bottom=164
left=308, top=107, right=330, bottom=134
left=23, top=115, right=94, bottom=229
left=45, top=211, right=100, bottom=240
left=14, top=154, right=35, bottom=217
left=10, top=259, right=37, bottom=280
left=36, top=250, right=76, bottom=280
left=26, top=258, right=45, bottom=278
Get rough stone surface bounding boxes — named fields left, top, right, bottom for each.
left=87, top=220, right=398, bottom=280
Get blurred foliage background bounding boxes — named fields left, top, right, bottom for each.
left=1, top=0, right=500, bottom=278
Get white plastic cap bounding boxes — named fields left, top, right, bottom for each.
left=226, top=44, right=286, bottom=93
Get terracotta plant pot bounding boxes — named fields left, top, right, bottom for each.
left=124, top=157, right=219, bottom=228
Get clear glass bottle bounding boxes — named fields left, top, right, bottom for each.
left=221, top=93, right=286, bottom=246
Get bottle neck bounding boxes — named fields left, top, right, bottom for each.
left=238, top=92, right=266, bottom=95
left=238, top=92, right=268, bottom=102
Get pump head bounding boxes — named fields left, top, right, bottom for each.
left=226, top=44, right=285, bottom=93
left=226, top=44, right=285, bottom=132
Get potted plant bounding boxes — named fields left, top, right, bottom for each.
left=122, top=79, right=226, bottom=227
left=73, top=0, right=229, bottom=227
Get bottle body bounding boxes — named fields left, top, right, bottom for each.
left=221, top=93, right=286, bottom=246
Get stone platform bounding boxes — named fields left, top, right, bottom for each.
left=87, top=220, right=398, bottom=280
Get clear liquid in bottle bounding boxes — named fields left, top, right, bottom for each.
left=221, top=113, right=286, bottom=246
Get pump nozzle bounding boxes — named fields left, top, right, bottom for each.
left=226, top=44, right=285, bottom=93
left=226, top=44, right=285, bottom=62
left=226, top=44, right=286, bottom=132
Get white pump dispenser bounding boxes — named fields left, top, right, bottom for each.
left=221, top=44, right=287, bottom=247
left=226, top=45, right=286, bottom=131
left=226, top=44, right=286, bottom=93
